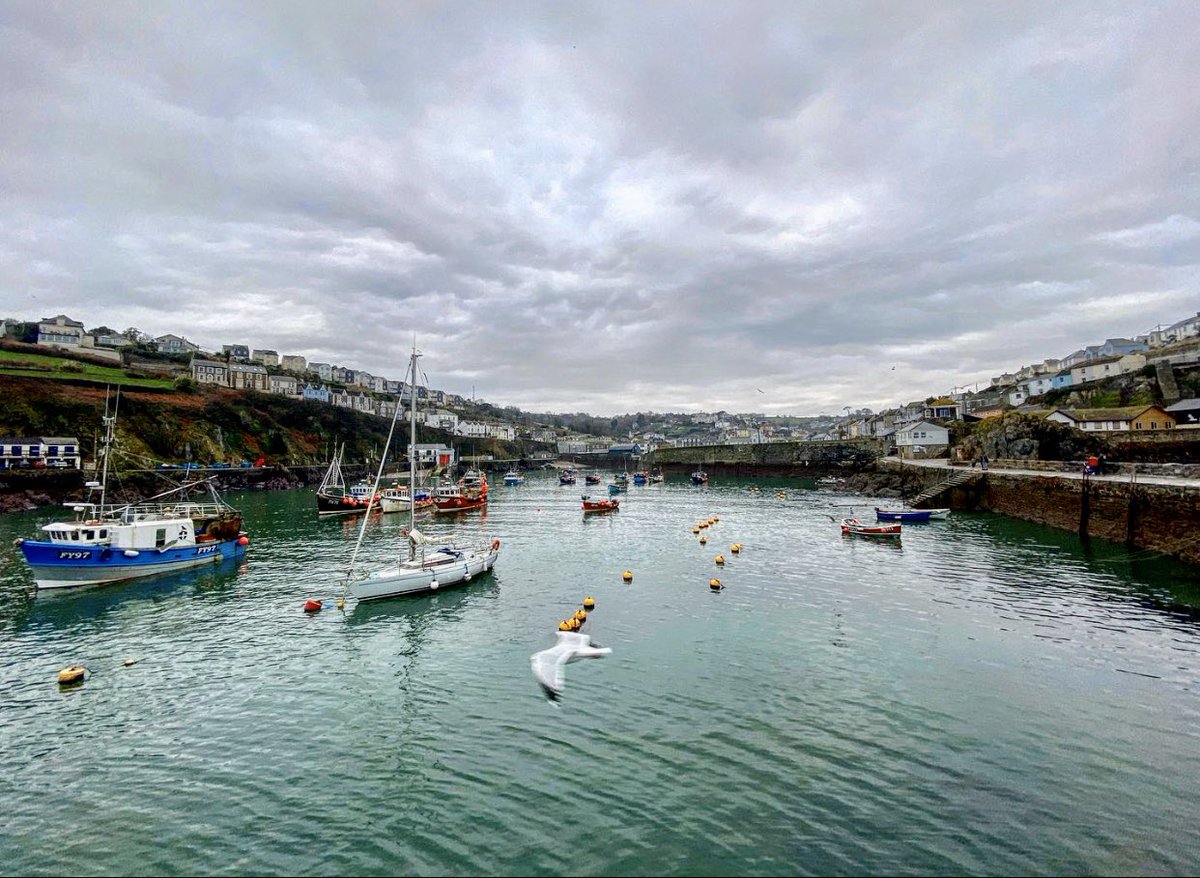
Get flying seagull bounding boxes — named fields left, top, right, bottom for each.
left=530, top=631, right=612, bottom=701
left=756, top=388, right=765, bottom=394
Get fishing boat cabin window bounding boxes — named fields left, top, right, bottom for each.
left=155, top=528, right=167, bottom=548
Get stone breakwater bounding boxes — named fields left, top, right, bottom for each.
left=858, top=461, right=1200, bottom=567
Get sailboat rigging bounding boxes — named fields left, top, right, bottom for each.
left=341, top=340, right=500, bottom=603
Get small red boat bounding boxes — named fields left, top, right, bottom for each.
left=582, top=494, right=620, bottom=513
left=840, top=517, right=901, bottom=538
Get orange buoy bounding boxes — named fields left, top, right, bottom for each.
left=304, top=598, right=323, bottom=613
left=58, top=665, right=86, bottom=685
left=237, top=535, right=249, bottom=546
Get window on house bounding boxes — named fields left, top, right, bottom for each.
left=1107, top=421, right=1114, bottom=430
left=1136, top=422, right=1143, bottom=429
left=1151, top=421, right=1157, bottom=429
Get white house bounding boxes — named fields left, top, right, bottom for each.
left=154, top=334, right=200, bottom=354
left=36, top=314, right=85, bottom=348
left=895, top=420, right=949, bottom=459
left=269, top=374, right=299, bottom=397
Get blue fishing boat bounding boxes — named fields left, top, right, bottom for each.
left=503, top=468, right=525, bottom=485
left=874, top=507, right=950, bottom=522
left=17, top=393, right=249, bottom=590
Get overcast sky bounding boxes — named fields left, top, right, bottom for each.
left=2, top=2, right=1198, bottom=417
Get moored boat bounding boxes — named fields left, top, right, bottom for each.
left=691, top=469, right=709, bottom=485
left=840, top=517, right=901, bottom=538
left=16, top=392, right=249, bottom=589
left=379, top=483, right=433, bottom=513
left=874, top=507, right=950, bottom=522
left=503, top=468, right=525, bottom=485
left=433, top=468, right=489, bottom=514
left=581, top=494, right=620, bottom=513
left=345, top=342, right=500, bottom=602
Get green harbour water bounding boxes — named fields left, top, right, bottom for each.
left=2, top=472, right=1200, bottom=876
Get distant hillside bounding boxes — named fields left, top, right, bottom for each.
left=0, top=375, right=516, bottom=468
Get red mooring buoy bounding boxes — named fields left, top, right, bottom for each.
left=304, top=598, right=323, bottom=613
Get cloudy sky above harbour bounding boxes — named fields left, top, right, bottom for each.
left=2, top=2, right=1198, bottom=417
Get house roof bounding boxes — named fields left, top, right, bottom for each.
left=1165, top=398, right=1200, bottom=412
left=1053, top=406, right=1169, bottom=422
left=1072, top=354, right=1123, bottom=368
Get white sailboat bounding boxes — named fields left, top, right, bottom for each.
left=344, top=341, right=500, bottom=602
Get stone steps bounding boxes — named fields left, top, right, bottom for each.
left=910, top=468, right=981, bottom=507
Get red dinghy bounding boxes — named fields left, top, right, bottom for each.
left=581, top=494, right=620, bottom=513
left=840, top=517, right=901, bottom=538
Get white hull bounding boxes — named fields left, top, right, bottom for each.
left=350, top=545, right=499, bottom=601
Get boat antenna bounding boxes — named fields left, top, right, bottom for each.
left=97, top=386, right=120, bottom=511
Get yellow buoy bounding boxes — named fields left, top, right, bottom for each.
left=692, top=527, right=700, bottom=534
left=715, top=554, right=725, bottom=565
left=709, top=578, right=723, bottom=591
left=699, top=535, right=707, bottom=544
left=582, top=596, right=596, bottom=610
left=713, top=516, right=720, bottom=522
left=699, top=522, right=708, bottom=529
left=559, top=620, right=572, bottom=631
left=574, top=609, right=588, bottom=621
left=622, top=570, right=633, bottom=582
left=57, top=666, right=86, bottom=685
left=731, top=543, right=742, bottom=553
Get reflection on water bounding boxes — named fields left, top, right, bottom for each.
left=1, top=476, right=1200, bottom=876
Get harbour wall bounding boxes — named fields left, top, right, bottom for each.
left=649, top=440, right=886, bottom=476
left=874, top=461, right=1200, bottom=566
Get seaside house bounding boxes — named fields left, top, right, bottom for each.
left=251, top=349, right=280, bottom=367
left=228, top=362, right=269, bottom=391
left=0, top=436, right=81, bottom=469
left=191, top=358, right=229, bottom=386
left=154, top=334, right=200, bottom=354
left=301, top=383, right=331, bottom=403
left=281, top=354, right=306, bottom=373
left=36, top=314, right=85, bottom=348
left=895, top=420, right=949, bottom=459
left=1165, top=399, right=1200, bottom=428
left=1047, top=406, right=1176, bottom=432
left=307, top=362, right=333, bottom=382
left=269, top=374, right=299, bottom=397
left=222, top=344, right=250, bottom=360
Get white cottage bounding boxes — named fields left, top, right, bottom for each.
left=895, top=420, right=949, bottom=459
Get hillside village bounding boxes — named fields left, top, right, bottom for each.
left=2, top=310, right=1200, bottom=465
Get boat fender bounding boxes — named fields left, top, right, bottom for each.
left=123, top=549, right=139, bottom=557
left=491, top=539, right=501, bottom=551
left=58, top=665, right=87, bottom=685
left=429, top=579, right=439, bottom=590
left=237, top=536, right=249, bottom=546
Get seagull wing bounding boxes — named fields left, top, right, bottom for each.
left=531, top=634, right=573, bottom=699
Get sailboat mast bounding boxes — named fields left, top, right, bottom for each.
left=409, top=340, right=419, bottom=535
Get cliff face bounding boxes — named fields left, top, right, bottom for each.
left=0, top=376, right=410, bottom=466
left=957, top=412, right=1107, bottom=461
